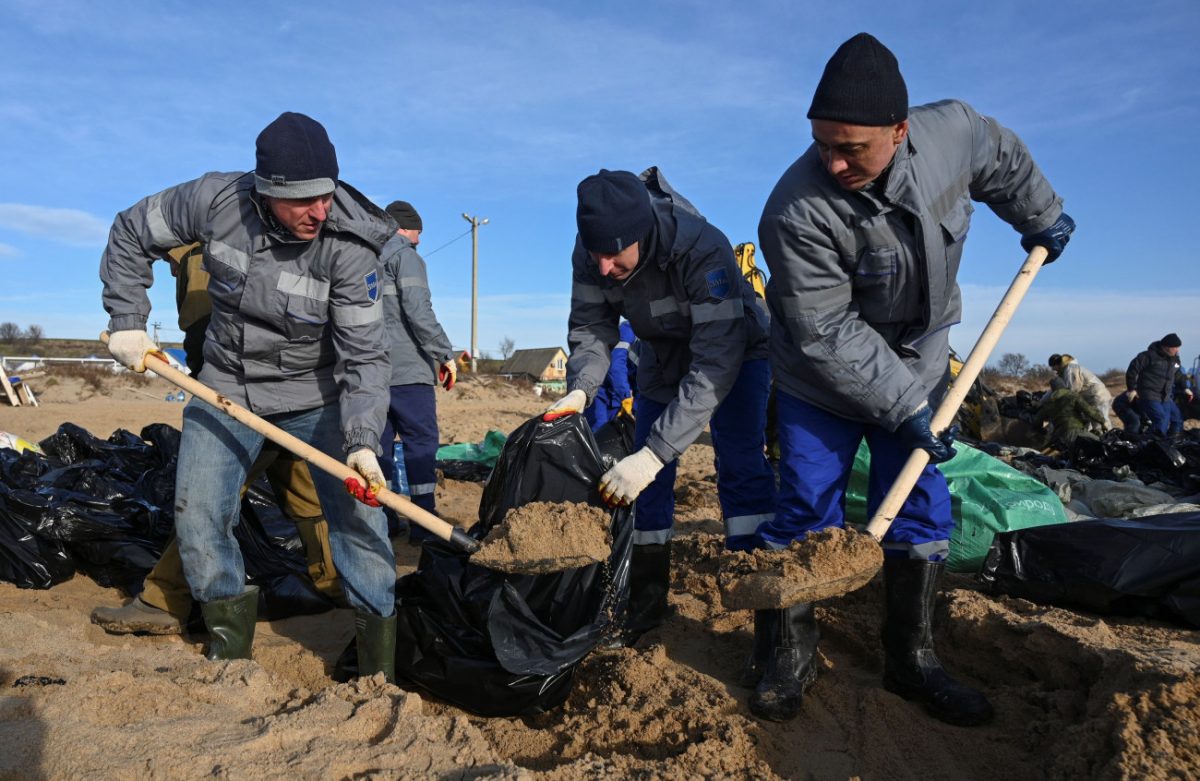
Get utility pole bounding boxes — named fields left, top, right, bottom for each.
left=461, top=213, right=489, bottom=373
left=151, top=321, right=162, bottom=344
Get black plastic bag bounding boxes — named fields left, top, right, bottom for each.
left=981, top=511, right=1200, bottom=628
left=386, top=413, right=633, bottom=716
left=0, top=452, right=76, bottom=588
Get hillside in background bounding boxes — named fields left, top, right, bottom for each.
left=0, top=338, right=182, bottom=360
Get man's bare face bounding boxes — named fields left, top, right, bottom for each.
left=591, top=242, right=640, bottom=281
left=398, top=227, right=421, bottom=246
left=267, top=194, right=333, bottom=240
left=811, top=119, right=908, bottom=191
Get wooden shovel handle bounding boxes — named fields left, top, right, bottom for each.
left=101, top=334, right=480, bottom=553
left=864, top=246, right=1049, bottom=541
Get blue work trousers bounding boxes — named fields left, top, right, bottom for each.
left=1136, top=397, right=1183, bottom=436
left=380, top=384, right=440, bottom=541
left=633, top=359, right=775, bottom=551
left=757, top=391, right=952, bottom=561
left=174, top=399, right=395, bottom=615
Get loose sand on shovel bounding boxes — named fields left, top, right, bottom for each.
left=719, top=526, right=884, bottom=609
left=471, top=500, right=612, bottom=574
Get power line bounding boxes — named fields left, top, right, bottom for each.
left=422, top=228, right=473, bottom=257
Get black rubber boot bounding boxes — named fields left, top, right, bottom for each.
left=355, top=611, right=397, bottom=683
left=882, top=558, right=994, bottom=726
left=604, top=542, right=671, bottom=649
left=737, top=609, right=778, bottom=688
left=748, top=603, right=820, bottom=721
left=200, top=587, right=259, bottom=661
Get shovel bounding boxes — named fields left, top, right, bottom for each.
left=101, top=333, right=480, bottom=554
left=723, top=246, right=1050, bottom=607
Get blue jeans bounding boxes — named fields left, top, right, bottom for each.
left=757, top=391, right=952, bottom=561
left=380, top=384, right=440, bottom=542
left=175, top=399, right=396, bottom=615
left=633, top=358, right=776, bottom=551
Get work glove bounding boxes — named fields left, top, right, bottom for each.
left=598, top=446, right=664, bottom=507
left=543, top=388, right=587, bottom=421
left=439, top=360, right=457, bottom=391
left=1020, top=212, right=1075, bottom=264
left=106, top=329, right=160, bottom=373
left=344, top=448, right=385, bottom=507
left=895, top=404, right=957, bottom=464
left=1128, top=390, right=1139, bottom=403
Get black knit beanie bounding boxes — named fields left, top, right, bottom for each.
left=807, top=33, right=908, bottom=126
left=576, top=170, right=654, bottom=255
left=1048, top=354, right=1063, bottom=368
left=1162, top=333, right=1182, bottom=348
left=385, top=200, right=423, bottom=231
left=254, top=112, right=339, bottom=198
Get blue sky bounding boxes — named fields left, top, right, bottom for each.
left=1, top=0, right=1197, bottom=374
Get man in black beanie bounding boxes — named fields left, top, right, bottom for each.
left=754, top=32, right=1077, bottom=726
left=99, top=111, right=400, bottom=681
left=1125, top=333, right=1192, bottom=435
left=376, top=200, right=457, bottom=545
left=546, top=168, right=776, bottom=647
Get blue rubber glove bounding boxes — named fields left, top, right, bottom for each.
left=895, top=405, right=957, bottom=464
left=1020, top=213, right=1075, bottom=264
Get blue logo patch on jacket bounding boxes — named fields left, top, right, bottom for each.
left=364, top=271, right=380, bottom=302
left=705, top=269, right=731, bottom=299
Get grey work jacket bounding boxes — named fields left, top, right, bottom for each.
left=100, top=171, right=394, bottom=454
left=567, top=167, right=769, bottom=463
left=379, top=233, right=454, bottom=386
left=759, top=100, right=1063, bottom=430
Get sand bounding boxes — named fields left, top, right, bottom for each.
left=1, top=371, right=1198, bottom=779
left=719, top=527, right=885, bottom=610
left=471, top=501, right=612, bottom=574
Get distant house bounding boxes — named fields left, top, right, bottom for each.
left=499, top=347, right=568, bottom=385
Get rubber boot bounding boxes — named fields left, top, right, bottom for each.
left=737, top=609, right=778, bottom=688
left=91, top=596, right=183, bottom=635
left=748, top=603, right=820, bottom=721
left=882, top=558, right=994, bottom=726
left=355, top=611, right=397, bottom=683
left=200, top=587, right=259, bottom=661
left=604, top=543, right=671, bottom=649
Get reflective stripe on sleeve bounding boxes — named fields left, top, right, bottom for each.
left=332, top=299, right=382, bottom=326
left=692, top=298, right=744, bottom=324
left=207, top=240, right=251, bottom=274
left=146, top=193, right=182, bottom=248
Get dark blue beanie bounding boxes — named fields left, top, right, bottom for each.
left=807, top=33, right=908, bottom=126
left=576, top=170, right=653, bottom=254
left=254, top=112, right=339, bottom=198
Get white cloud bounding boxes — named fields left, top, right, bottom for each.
left=0, top=203, right=109, bottom=246
left=0, top=242, right=19, bottom=257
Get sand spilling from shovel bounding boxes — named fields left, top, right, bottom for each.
left=471, top=500, right=612, bottom=574
left=719, top=526, right=884, bottom=609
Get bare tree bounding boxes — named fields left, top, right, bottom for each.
left=994, top=353, right=1030, bottom=378
left=24, top=324, right=44, bottom=345
left=0, top=322, right=20, bottom=344
left=499, top=336, right=516, bottom=360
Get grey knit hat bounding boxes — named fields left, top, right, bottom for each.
left=254, top=112, right=339, bottom=198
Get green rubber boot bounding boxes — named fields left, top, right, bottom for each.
left=355, top=611, right=397, bottom=683
left=200, top=587, right=259, bottom=661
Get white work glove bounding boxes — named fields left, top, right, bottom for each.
left=599, top=446, right=665, bottom=507
left=107, top=329, right=159, bottom=373
left=543, top=388, right=587, bottom=421
left=1127, top=390, right=1139, bottom=403
left=439, top=359, right=457, bottom=391
left=345, top=448, right=386, bottom=507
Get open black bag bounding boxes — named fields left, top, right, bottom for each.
left=980, top=511, right=1200, bottom=628
left=387, top=412, right=633, bottom=716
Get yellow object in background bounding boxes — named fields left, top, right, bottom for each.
left=0, top=432, right=42, bottom=455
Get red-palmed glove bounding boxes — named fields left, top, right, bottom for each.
left=345, top=448, right=385, bottom=507
left=439, top=360, right=457, bottom=391
left=542, top=389, right=587, bottom=421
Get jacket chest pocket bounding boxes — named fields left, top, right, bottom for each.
left=277, top=271, right=330, bottom=342
left=852, top=246, right=901, bottom=323
left=939, top=199, right=973, bottom=278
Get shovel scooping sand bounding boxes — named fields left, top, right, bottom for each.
left=471, top=501, right=613, bottom=574
left=718, top=247, right=1050, bottom=607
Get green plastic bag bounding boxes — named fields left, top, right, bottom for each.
left=436, top=430, right=508, bottom=467
left=846, top=440, right=1067, bottom=572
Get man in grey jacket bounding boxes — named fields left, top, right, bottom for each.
left=755, top=34, right=1074, bottom=724
left=547, top=168, right=776, bottom=647
left=100, top=112, right=398, bottom=680
left=378, top=200, right=457, bottom=544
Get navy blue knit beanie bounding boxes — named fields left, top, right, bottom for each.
left=1162, top=333, right=1182, bottom=348
left=254, top=112, right=339, bottom=198
left=576, top=170, right=653, bottom=254
left=807, top=33, right=908, bottom=126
